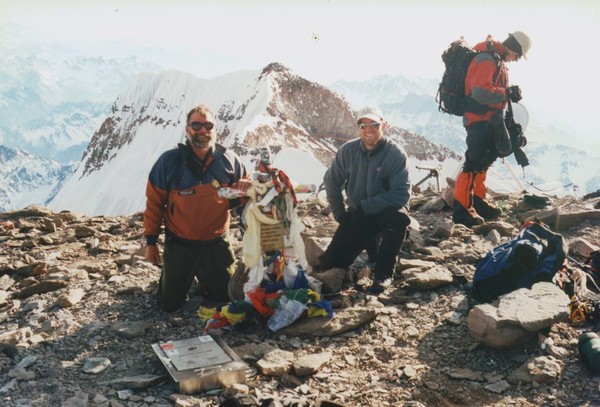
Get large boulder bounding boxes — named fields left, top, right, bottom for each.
left=467, top=282, right=570, bottom=349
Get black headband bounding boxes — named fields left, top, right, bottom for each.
left=502, top=35, right=523, bottom=56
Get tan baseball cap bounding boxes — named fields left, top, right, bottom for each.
left=356, top=106, right=384, bottom=122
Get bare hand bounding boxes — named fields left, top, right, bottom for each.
left=145, top=245, right=161, bottom=265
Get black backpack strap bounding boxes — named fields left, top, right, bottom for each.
left=179, top=143, right=221, bottom=185
left=485, top=40, right=502, bottom=84
left=464, top=44, right=503, bottom=114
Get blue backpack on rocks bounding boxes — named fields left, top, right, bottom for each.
left=471, top=222, right=568, bottom=302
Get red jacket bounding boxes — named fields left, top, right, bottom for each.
left=463, top=37, right=511, bottom=126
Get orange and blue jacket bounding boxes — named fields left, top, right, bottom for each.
left=144, top=142, right=248, bottom=246
left=463, top=38, right=511, bottom=127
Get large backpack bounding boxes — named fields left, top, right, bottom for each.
left=436, top=39, right=498, bottom=116
left=471, top=222, right=567, bottom=303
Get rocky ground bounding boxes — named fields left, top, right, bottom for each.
left=1, top=190, right=600, bottom=407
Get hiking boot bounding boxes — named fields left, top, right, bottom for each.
left=473, top=196, right=502, bottom=220
left=314, top=254, right=334, bottom=272
left=452, top=201, right=484, bottom=228
left=367, top=277, right=392, bottom=295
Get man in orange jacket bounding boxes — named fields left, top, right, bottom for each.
left=453, top=31, right=531, bottom=227
left=144, top=104, right=251, bottom=311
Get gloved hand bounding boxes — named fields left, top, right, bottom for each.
left=337, top=206, right=366, bottom=225
left=507, top=85, right=522, bottom=103
left=513, top=148, right=530, bottom=168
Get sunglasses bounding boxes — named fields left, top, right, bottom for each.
left=188, top=121, right=214, bottom=131
left=358, top=122, right=381, bottom=129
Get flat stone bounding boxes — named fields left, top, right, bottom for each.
left=419, top=197, right=447, bottom=212
left=108, top=374, right=166, bottom=389
left=75, top=225, right=96, bottom=238
left=232, top=342, right=277, bottom=360
left=444, top=311, right=463, bottom=325
left=281, top=373, right=302, bottom=388
left=402, top=265, right=453, bottom=289
left=546, top=344, right=569, bottom=358
left=447, top=368, right=484, bottom=382
left=569, top=237, right=599, bottom=258
left=555, top=210, right=600, bottom=231
left=57, top=288, right=86, bottom=308
left=485, top=229, right=502, bottom=245
left=472, top=221, right=518, bottom=237
left=496, top=283, right=570, bottom=332
left=403, top=365, right=417, bottom=378
left=8, top=366, right=35, bottom=380
left=93, top=394, right=108, bottom=404
left=467, top=282, right=570, bottom=349
left=0, top=327, right=34, bottom=345
left=23, top=299, right=47, bottom=312
left=115, top=255, right=134, bottom=265
left=14, top=280, right=68, bottom=300
left=110, top=321, right=147, bottom=339
left=15, top=355, right=37, bottom=369
left=507, top=356, right=563, bottom=384
left=82, top=357, right=112, bottom=374
left=118, top=389, right=134, bottom=399
left=484, top=379, right=510, bottom=394
left=467, top=304, right=534, bottom=349
left=432, top=220, right=454, bottom=239
left=257, top=349, right=295, bottom=376
left=278, top=307, right=378, bottom=337
left=397, top=259, right=437, bottom=271
left=293, top=352, right=332, bottom=376
left=0, top=378, right=18, bottom=394
left=0, top=275, right=16, bottom=290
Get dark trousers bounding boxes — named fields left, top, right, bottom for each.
left=463, top=121, right=498, bottom=173
left=157, top=236, right=235, bottom=312
left=320, top=207, right=410, bottom=280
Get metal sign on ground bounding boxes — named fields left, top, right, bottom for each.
left=152, top=335, right=248, bottom=394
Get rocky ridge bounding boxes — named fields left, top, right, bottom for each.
left=1, top=191, right=600, bottom=407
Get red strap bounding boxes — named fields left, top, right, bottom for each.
left=275, top=169, right=298, bottom=207
left=258, top=163, right=297, bottom=207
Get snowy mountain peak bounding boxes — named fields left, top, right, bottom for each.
left=260, top=62, right=293, bottom=78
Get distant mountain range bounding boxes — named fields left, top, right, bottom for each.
left=0, top=23, right=597, bottom=214
left=0, top=145, right=77, bottom=211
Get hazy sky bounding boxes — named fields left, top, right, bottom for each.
left=3, top=0, right=600, bottom=145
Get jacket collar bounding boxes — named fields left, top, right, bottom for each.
left=474, top=37, right=510, bottom=60
left=178, top=140, right=226, bottom=159
left=360, top=136, right=387, bottom=154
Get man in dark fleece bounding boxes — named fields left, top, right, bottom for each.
left=319, top=106, right=411, bottom=295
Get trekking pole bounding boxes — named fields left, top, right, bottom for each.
left=502, top=158, right=527, bottom=194
left=487, top=166, right=523, bottom=193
